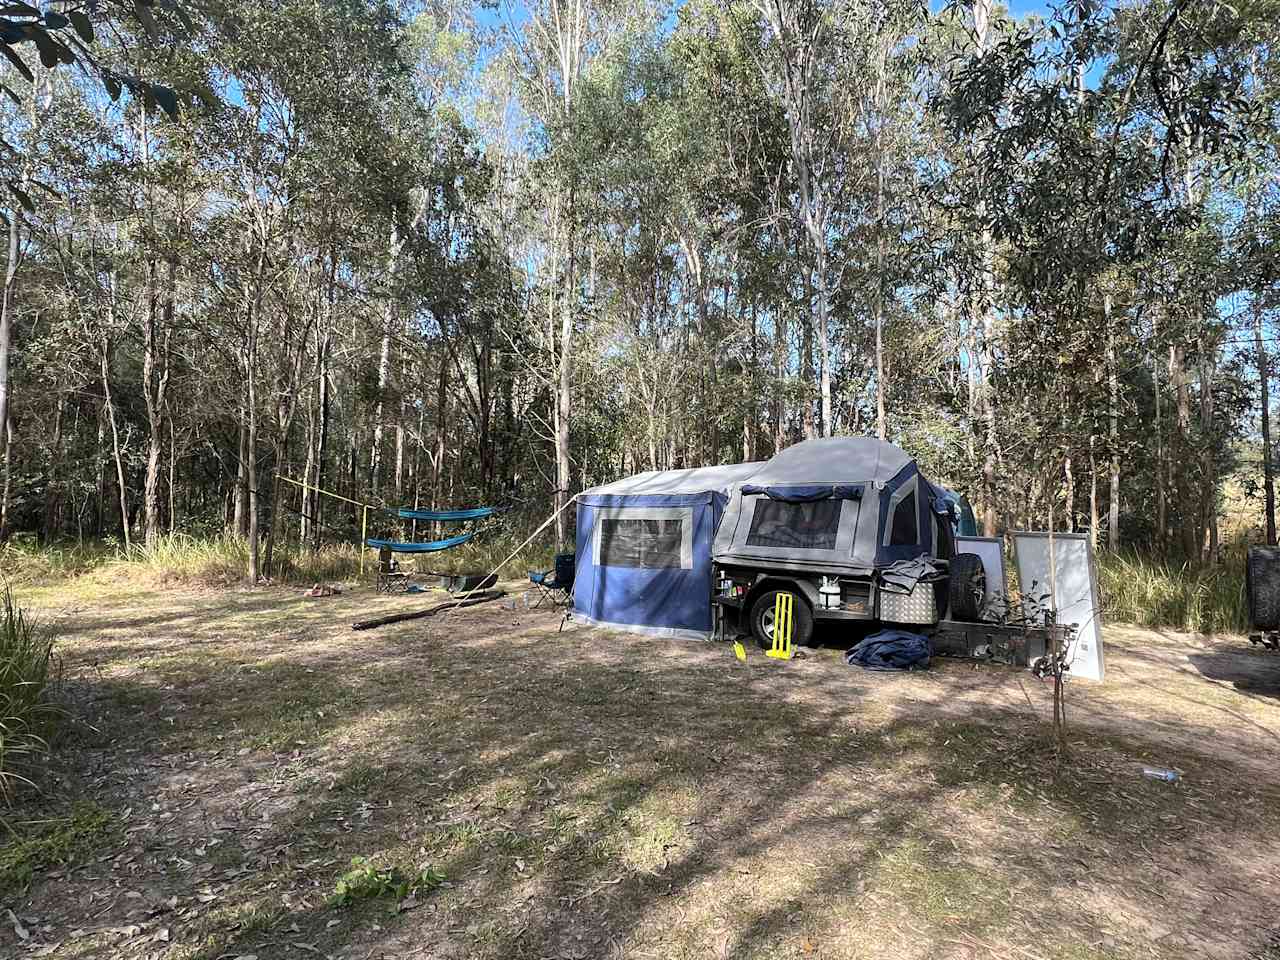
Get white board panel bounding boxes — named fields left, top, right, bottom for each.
left=1012, top=532, right=1105, bottom=682
left=954, top=536, right=1006, bottom=616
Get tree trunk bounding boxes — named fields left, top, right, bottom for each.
left=802, top=265, right=816, bottom=440
left=233, top=412, right=248, bottom=537
left=0, top=206, right=19, bottom=542
left=245, top=246, right=266, bottom=585
left=1257, top=293, right=1276, bottom=545
left=371, top=226, right=399, bottom=494
left=973, top=0, right=998, bottom=538
left=774, top=311, right=787, bottom=453
left=1105, top=293, right=1119, bottom=549
left=0, top=412, right=10, bottom=543
left=1171, top=342, right=1196, bottom=559
left=167, top=409, right=177, bottom=535
left=1198, top=349, right=1217, bottom=564
left=814, top=255, right=832, bottom=438
left=94, top=401, right=106, bottom=537
left=42, top=393, right=65, bottom=543
left=301, top=378, right=316, bottom=545
left=1089, top=434, right=1099, bottom=548
left=1153, top=313, right=1166, bottom=551
left=980, top=320, right=998, bottom=537
left=554, top=190, right=576, bottom=549
left=141, top=261, right=173, bottom=549
left=101, top=336, right=130, bottom=550
left=432, top=358, right=450, bottom=511
left=1063, top=447, right=1074, bottom=532
left=313, top=327, right=332, bottom=552
left=873, top=40, right=888, bottom=442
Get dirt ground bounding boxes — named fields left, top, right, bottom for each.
left=4, top=580, right=1280, bottom=960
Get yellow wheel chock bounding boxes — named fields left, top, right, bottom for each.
left=765, top=592, right=794, bottom=660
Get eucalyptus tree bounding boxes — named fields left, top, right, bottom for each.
left=505, top=0, right=638, bottom=544
left=943, top=0, right=1269, bottom=554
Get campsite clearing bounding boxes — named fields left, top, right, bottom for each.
left=4, top=582, right=1280, bottom=960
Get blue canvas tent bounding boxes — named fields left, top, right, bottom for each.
left=573, top=463, right=762, bottom=639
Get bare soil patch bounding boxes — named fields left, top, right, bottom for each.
left=4, top=582, right=1280, bottom=960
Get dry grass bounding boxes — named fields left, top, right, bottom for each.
left=3, top=527, right=559, bottom=591
left=2, top=580, right=1280, bottom=960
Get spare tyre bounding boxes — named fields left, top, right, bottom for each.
left=749, top=588, right=815, bottom=650
left=1247, top=546, right=1280, bottom=631
left=948, top=553, right=987, bottom=622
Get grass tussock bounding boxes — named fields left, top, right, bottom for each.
left=0, top=586, right=63, bottom=801
left=1097, top=550, right=1248, bottom=635
left=116, top=533, right=366, bottom=585
left=0, top=802, right=114, bottom=894
left=0, top=539, right=115, bottom=583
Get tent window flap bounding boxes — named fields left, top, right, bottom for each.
left=889, top=490, right=918, bottom=546
left=745, top=499, right=842, bottom=551
left=599, top=518, right=686, bottom=568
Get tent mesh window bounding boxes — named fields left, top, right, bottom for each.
left=745, top=499, right=842, bottom=550
left=599, top=518, right=685, bottom=568
left=889, top=490, right=918, bottom=546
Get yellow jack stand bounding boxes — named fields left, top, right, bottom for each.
left=765, top=592, right=794, bottom=660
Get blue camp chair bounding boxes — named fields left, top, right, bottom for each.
left=529, top=553, right=574, bottom=608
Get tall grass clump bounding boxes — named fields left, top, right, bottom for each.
left=1097, top=551, right=1248, bottom=635
left=0, top=586, right=62, bottom=801
left=0, top=539, right=114, bottom=584
left=115, top=533, right=364, bottom=585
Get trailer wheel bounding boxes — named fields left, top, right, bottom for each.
left=1247, top=546, right=1280, bottom=631
left=948, top=553, right=986, bottom=622
left=750, top=589, right=814, bottom=650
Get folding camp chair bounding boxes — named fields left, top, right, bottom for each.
left=529, top=552, right=574, bottom=608
left=376, top=546, right=410, bottom=594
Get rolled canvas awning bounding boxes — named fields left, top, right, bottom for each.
left=740, top=483, right=864, bottom=502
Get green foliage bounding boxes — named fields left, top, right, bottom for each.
left=1097, top=550, right=1249, bottom=635
left=0, top=585, right=62, bottom=801
left=329, top=856, right=445, bottom=907
left=0, top=0, right=191, bottom=131
left=0, top=802, right=114, bottom=894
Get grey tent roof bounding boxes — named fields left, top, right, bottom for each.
left=578, top=438, right=914, bottom=501
left=743, top=437, right=913, bottom=486
left=579, top=462, right=763, bottom=498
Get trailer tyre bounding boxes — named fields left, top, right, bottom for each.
left=948, top=553, right=986, bottom=622
left=1247, top=546, right=1280, bottom=631
left=749, top=589, right=814, bottom=650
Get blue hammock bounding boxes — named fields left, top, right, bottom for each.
left=396, top=506, right=497, bottom=522
left=366, top=532, right=476, bottom=554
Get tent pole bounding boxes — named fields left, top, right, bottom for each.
left=360, top=505, right=368, bottom=576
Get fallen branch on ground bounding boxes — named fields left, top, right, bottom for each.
left=351, top=591, right=507, bottom=631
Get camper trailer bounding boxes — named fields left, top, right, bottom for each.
left=573, top=437, right=985, bottom=647
left=709, top=437, right=983, bottom=647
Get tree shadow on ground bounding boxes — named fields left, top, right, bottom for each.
left=12, top=597, right=1280, bottom=960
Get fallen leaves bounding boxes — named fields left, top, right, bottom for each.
left=7, top=909, right=29, bottom=941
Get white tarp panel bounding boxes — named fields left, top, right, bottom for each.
left=1012, top=532, right=1105, bottom=682
left=580, top=462, right=763, bottom=498
left=955, top=536, right=1006, bottom=617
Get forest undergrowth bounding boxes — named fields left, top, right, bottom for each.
left=0, top=534, right=1251, bottom=633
